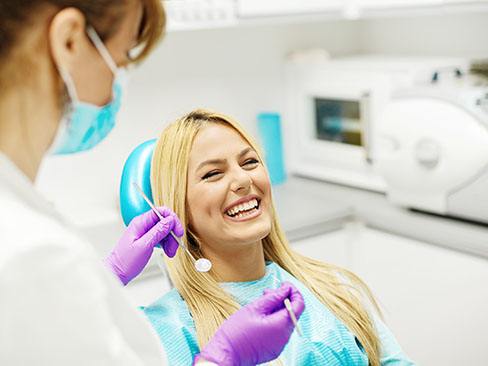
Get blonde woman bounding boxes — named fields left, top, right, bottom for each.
left=143, top=109, right=414, bottom=365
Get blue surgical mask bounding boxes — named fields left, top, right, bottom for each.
left=51, top=26, right=126, bottom=155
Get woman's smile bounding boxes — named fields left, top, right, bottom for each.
left=223, top=195, right=262, bottom=222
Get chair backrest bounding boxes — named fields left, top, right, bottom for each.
left=119, top=139, right=157, bottom=226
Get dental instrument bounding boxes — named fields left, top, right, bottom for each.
left=132, top=182, right=212, bottom=273
left=284, top=298, right=303, bottom=337
left=270, top=273, right=303, bottom=337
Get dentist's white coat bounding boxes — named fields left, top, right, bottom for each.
left=0, top=153, right=169, bottom=365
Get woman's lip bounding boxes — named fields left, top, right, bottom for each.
left=224, top=202, right=262, bottom=222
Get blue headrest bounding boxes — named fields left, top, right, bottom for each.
left=119, top=139, right=157, bottom=226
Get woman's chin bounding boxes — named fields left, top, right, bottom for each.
left=226, top=221, right=272, bottom=246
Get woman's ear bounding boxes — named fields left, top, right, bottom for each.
left=48, top=7, right=87, bottom=73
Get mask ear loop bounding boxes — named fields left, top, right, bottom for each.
left=85, top=25, right=118, bottom=74
left=58, top=66, right=80, bottom=104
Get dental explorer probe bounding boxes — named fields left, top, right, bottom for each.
left=284, top=298, right=303, bottom=337
left=132, top=182, right=212, bottom=273
left=270, top=273, right=303, bottom=337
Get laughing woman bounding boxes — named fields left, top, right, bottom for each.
left=142, top=109, right=415, bottom=366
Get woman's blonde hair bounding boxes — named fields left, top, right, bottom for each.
left=151, top=109, right=382, bottom=365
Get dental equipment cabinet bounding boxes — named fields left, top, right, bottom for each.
left=285, top=55, right=488, bottom=225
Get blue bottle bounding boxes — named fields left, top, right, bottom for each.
left=257, top=112, right=287, bottom=185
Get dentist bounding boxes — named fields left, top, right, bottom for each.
left=0, top=1, right=304, bottom=365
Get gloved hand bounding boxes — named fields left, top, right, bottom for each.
left=105, top=207, right=184, bottom=285
left=195, top=281, right=305, bottom=366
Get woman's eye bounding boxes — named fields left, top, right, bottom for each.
left=202, top=171, right=221, bottom=180
left=244, top=158, right=259, bottom=166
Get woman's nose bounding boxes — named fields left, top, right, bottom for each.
left=230, top=169, right=252, bottom=193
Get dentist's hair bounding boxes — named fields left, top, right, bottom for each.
left=0, top=0, right=164, bottom=87
left=151, top=109, right=382, bottom=366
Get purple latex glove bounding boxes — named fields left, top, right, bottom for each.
left=105, top=207, right=184, bottom=285
left=195, top=281, right=305, bottom=366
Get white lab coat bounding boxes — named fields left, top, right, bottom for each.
left=0, top=153, right=171, bottom=365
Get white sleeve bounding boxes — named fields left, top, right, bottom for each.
left=0, top=242, right=158, bottom=366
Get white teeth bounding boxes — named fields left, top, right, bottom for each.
left=226, top=199, right=258, bottom=217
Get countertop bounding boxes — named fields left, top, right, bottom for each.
left=272, top=179, right=354, bottom=241
left=279, top=175, right=488, bottom=260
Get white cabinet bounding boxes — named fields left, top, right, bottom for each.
left=153, top=0, right=488, bottom=31
left=357, top=0, right=444, bottom=9
left=163, top=0, right=237, bottom=31
left=445, top=0, right=488, bottom=2
left=235, top=0, right=488, bottom=21
left=237, top=0, right=342, bottom=17
left=350, top=228, right=488, bottom=366
left=294, top=225, right=488, bottom=366
left=358, top=0, right=488, bottom=9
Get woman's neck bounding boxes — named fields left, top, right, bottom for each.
left=0, top=86, right=58, bottom=182
left=204, top=241, right=266, bottom=283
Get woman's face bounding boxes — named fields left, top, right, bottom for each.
left=186, top=123, right=273, bottom=255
